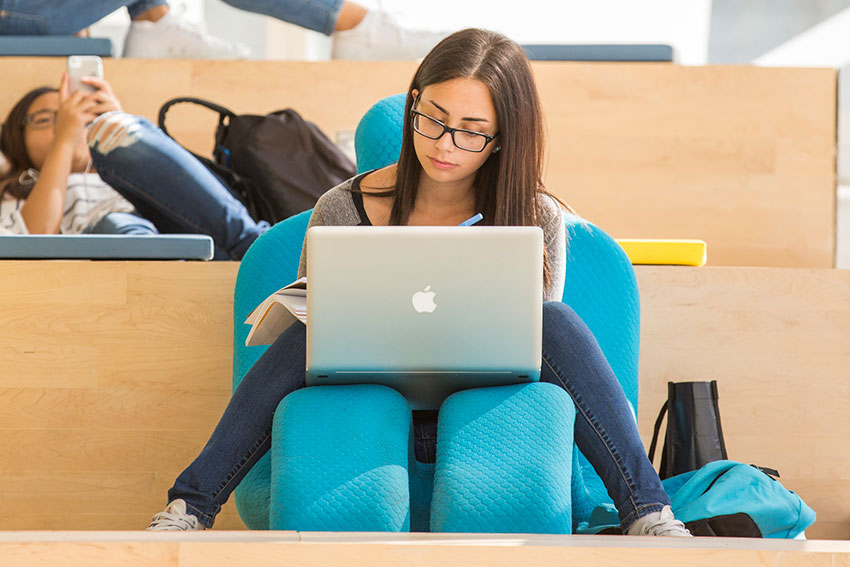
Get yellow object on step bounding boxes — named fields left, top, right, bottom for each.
left=615, top=239, right=707, bottom=266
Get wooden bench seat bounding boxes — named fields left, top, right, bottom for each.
left=0, top=58, right=837, bottom=268
left=2, top=531, right=850, bottom=566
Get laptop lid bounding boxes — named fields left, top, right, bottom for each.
left=305, top=225, right=543, bottom=409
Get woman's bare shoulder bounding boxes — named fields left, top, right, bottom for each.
left=360, top=164, right=397, bottom=193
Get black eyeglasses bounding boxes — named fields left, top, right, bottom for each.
left=410, top=109, right=497, bottom=153
left=23, top=109, right=58, bottom=130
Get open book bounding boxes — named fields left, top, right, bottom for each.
left=244, top=277, right=306, bottom=346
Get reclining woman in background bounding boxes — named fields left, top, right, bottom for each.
left=149, top=27, right=692, bottom=537
left=0, top=74, right=268, bottom=259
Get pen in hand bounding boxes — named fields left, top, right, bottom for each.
left=459, top=213, right=483, bottom=226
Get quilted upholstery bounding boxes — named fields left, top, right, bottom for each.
left=560, top=214, right=641, bottom=526
left=354, top=93, right=406, bottom=173
left=431, top=383, right=575, bottom=533
left=270, top=385, right=411, bottom=531
left=561, top=214, right=640, bottom=407
left=232, top=209, right=311, bottom=529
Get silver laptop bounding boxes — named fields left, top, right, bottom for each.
left=305, top=225, right=543, bottom=410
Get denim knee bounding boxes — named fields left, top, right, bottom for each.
left=542, top=300, right=576, bottom=321
left=543, top=301, right=583, bottom=330
left=542, top=300, right=601, bottom=347
left=87, top=112, right=146, bottom=161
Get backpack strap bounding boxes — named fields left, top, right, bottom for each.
left=751, top=465, right=780, bottom=479
left=647, top=399, right=667, bottom=465
left=157, top=97, right=237, bottom=166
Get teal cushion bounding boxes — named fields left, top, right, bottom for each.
left=354, top=93, right=406, bottom=173
left=270, top=385, right=412, bottom=532
left=431, top=383, right=575, bottom=533
left=560, top=214, right=640, bottom=528
left=232, top=209, right=311, bottom=529
left=561, top=213, right=639, bottom=407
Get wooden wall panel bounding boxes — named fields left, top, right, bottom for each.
left=0, top=59, right=837, bottom=267
left=0, top=261, right=847, bottom=539
left=634, top=265, right=850, bottom=541
left=0, top=260, right=244, bottom=531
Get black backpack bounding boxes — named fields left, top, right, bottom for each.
left=158, top=97, right=356, bottom=225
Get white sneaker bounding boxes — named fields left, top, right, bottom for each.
left=123, top=4, right=250, bottom=59
left=147, top=499, right=206, bottom=531
left=331, top=10, right=450, bottom=60
left=626, top=506, right=693, bottom=537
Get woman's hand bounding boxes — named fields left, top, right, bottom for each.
left=55, top=72, right=99, bottom=144
left=80, top=76, right=123, bottom=115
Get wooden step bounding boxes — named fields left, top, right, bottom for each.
left=2, top=531, right=850, bottom=567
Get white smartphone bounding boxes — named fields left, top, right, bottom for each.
left=67, top=55, right=103, bottom=94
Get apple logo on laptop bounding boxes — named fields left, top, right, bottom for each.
left=412, top=285, right=437, bottom=313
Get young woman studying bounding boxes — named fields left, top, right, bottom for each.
left=148, top=28, right=691, bottom=537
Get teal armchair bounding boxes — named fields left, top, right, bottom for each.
left=230, top=96, right=640, bottom=533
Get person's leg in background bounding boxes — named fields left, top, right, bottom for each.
left=0, top=1, right=249, bottom=58
left=540, top=301, right=691, bottom=537
left=218, top=0, right=451, bottom=60
left=85, top=211, right=159, bottom=234
left=86, top=112, right=268, bottom=260
left=0, top=1, right=140, bottom=35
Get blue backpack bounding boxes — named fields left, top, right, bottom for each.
left=663, top=460, right=816, bottom=538
left=580, top=460, right=816, bottom=538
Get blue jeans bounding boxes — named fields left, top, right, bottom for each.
left=169, top=301, right=670, bottom=530
left=87, top=113, right=268, bottom=260
left=0, top=0, right=342, bottom=36
left=221, top=0, right=344, bottom=36
left=0, top=1, right=166, bottom=34
left=86, top=211, right=158, bottom=235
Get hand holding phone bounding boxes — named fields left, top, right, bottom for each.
left=67, top=55, right=103, bottom=94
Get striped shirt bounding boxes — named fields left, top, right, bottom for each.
left=0, top=173, right=135, bottom=235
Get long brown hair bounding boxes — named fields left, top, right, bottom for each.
left=385, top=28, right=560, bottom=288
left=0, top=86, right=56, bottom=199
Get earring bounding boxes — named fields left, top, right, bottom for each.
left=493, top=146, right=501, bottom=153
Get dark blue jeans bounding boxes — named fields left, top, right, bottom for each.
left=169, top=301, right=670, bottom=529
left=0, top=1, right=165, bottom=34
left=0, top=0, right=343, bottom=36
left=88, top=113, right=268, bottom=260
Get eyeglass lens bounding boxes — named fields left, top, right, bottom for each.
left=27, top=110, right=57, bottom=129
left=414, top=112, right=489, bottom=152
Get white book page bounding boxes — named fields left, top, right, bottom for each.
left=244, top=277, right=307, bottom=346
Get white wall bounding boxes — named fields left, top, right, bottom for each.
left=202, top=0, right=713, bottom=63
left=89, top=1, right=714, bottom=63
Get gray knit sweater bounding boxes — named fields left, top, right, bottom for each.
left=297, top=176, right=566, bottom=301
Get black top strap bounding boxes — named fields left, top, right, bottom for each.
left=647, top=399, right=668, bottom=464
left=157, top=97, right=236, bottom=137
